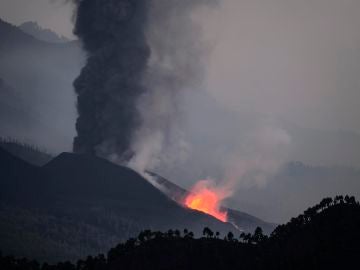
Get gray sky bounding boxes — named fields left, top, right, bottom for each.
left=201, top=0, right=360, bottom=133
left=1, top=0, right=360, bottom=168
left=0, top=0, right=75, bottom=38
left=2, top=0, right=360, bottom=162
left=1, top=0, right=360, bottom=222
left=1, top=0, right=359, bottom=132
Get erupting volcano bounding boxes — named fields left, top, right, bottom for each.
left=184, top=180, right=229, bottom=222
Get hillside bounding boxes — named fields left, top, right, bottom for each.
left=0, top=19, right=39, bottom=50
left=0, top=148, right=235, bottom=262
left=0, top=138, right=53, bottom=166
left=1, top=196, right=359, bottom=270
left=0, top=18, right=78, bottom=54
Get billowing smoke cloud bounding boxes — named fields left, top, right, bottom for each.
left=72, top=0, right=150, bottom=162
left=71, top=0, right=290, bottom=189
left=72, top=0, right=216, bottom=165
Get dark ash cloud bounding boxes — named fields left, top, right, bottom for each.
left=72, top=0, right=150, bottom=162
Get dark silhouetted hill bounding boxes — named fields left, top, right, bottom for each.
left=0, top=138, right=53, bottom=166
left=0, top=19, right=39, bottom=49
left=1, top=196, right=359, bottom=270
left=263, top=195, right=360, bottom=269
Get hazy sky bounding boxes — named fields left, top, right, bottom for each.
left=201, top=0, right=360, bottom=133
left=1, top=0, right=359, bottom=132
left=0, top=0, right=75, bottom=38
left=1, top=0, right=360, bottom=222
left=1, top=0, right=360, bottom=167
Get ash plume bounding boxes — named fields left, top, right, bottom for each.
left=71, top=0, right=217, bottom=165
left=72, top=0, right=150, bottom=161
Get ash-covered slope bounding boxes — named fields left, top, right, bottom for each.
left=147, top=172, right=276, bottom=234
left=0, top=148, right=234, bottom=262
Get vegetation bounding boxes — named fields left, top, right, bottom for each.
left=0, top=204, right=138, bottom=263
left=0, top=137, right=52, bottom=166
left=1, top=196, right=359, bottom=270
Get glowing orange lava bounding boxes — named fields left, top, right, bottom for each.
left=184, top=181, right=228, bottom=222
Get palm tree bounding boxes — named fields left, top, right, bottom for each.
left=203, top=227, right=214, bottom=238
left=226, top=231, right=234, bottom=241
left=167, top=229, right=174, bottom=238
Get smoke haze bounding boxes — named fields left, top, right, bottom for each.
left=129, top=0, right=217, bottom=172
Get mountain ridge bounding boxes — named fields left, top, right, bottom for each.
left=19, top=21, right=70, bottom=44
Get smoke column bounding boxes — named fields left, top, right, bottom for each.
left=72, top=0, right=150, bottom=162
left=72, top=0, right=217, bottom=166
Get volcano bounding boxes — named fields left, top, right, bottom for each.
left=0, top=147, right=236, bottom=262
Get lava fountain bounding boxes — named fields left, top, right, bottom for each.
left=184, top=180, right=229, bottom=222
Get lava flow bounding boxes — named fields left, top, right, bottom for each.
left=184, top=180, right=228, bottom=222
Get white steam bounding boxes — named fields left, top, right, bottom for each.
left=129, top=0, right=292, bottom=197
left=128, top=0, right=216, bottom=173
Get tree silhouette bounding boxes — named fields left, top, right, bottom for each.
left=1, top=195, right=359, bottom=270
left=226, top=231, right=234, bottom=241
left=252, top=227, right=267, bottom=244
left=203, top=227, right=214, bottom=238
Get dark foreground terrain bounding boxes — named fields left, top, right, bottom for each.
left=1, top=196, right=359, bottom=270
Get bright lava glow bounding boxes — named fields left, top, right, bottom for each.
left=184, top=181, right=228, bottom=222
